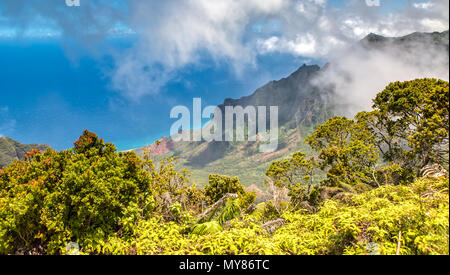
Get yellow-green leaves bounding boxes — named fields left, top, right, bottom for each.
left=0, top=130, right=155, bottom=255
left=370, top=78, right=449, bottom=171
left=305, top=116, right=379, bottom=189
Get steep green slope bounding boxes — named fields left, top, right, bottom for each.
left=0, top=137, right=50, bottom=169
left=134, top=64, right=332, bottom=189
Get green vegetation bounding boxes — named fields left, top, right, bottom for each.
left=205, top=174, right=256, bottom=208
left=305, top=116, right=379, bottom=191
left=0, top=78, right=448, bottom=255
left=0, top=131, right=156, bottom=254
left=0, top=137, right=49, bottom=169
left=359, top=79, right=449, bottom=173
left=136, top=124, right=319, bottom=189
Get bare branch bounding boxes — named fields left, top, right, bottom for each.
left=197, top=193, right=238, bottom=222
left=261, top=218, right=287, bottom=234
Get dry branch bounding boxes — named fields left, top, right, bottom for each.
left=261, top=218, right=287, bottom=234
left=197, top=193, right=238, bottom=221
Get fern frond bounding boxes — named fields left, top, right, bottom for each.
left=217, top=198, right=241, bottom=224
left=191, top=221, right=222, bottom=236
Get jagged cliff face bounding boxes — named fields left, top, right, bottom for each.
left=0, top=137, right=50, bottom=169
left=359, top=30, right=449, bottom=75
left=134, top=63, right=330, bottom=187
left=140, top=64, right=332, bottom=168
left=218, top=64, right=332, bottom=129
left=135, top=30, right=449, bottom=188
left=181, top=64, right=333, bottom=167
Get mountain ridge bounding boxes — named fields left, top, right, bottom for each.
left=0, top=137, right=50, bottom=169
left=133, top=30, right=449, bottom=189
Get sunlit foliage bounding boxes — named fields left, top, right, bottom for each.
left=0, top=79, right=448, bottom=255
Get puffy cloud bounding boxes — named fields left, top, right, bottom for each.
left=111, top=0, right=288, bottom=97
left=257, top=0, right=449, bottom=57
left=312, top=31, right=449, bottom=116
left=115, top=0, right=448, bottom=98
left=0, top=0, right=448, bottom=99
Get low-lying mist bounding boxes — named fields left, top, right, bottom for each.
left=312, top=31, right=449, bottom=117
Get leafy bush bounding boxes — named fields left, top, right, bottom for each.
left=360, top=78, right=449, bottom=172
left=191, top=221, right=223, bottom=236
left=97, top=176, right=448, bottom=255
left=305, top=116, right=379, bottom=190
left=205, top=175, right=244, bottom=202
left=273, top=176, right=449, bottom=255
left=0, top=79, right=448, bottom=255
left=205, top=174, right=256, bottom=208
left=0, top=130, right=155, bottom=254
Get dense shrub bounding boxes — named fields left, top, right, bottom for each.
left=274, top=177, right=449, bottom=255
left=205, top=174, right=256, bottom=208
left=0, top=130, right=155, bottom=254
left=360, top=78, right=449, bottom=173
left=97, top=176, right=449, bottom=255
left=205, top=175, right=244, bottom=203
left=0, top=79, right=448, bottom=255
left=0, top=132, right=448, bottom=255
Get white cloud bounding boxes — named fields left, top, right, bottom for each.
left=106, top=0, right=449, bottom=98
left=0, top=0, right=448, bottom=98
left=312, top=33, right=449, bottom=116
left=110, top=0, right=287, bottom=98
left=420, top=18, right=448, bottom=30
left=258, top=34, right=318, bottom=56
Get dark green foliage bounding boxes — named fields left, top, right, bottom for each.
left=0, top=130, right=155, bottom=254
left=0, top=137, right=49, bottom=168
left=373, top=163, right=415, bottom=186
left=305, top=116, right=379, bottom=191
left=261, top=201, right=283, bottom=221
left=359, top=79, right=449, bottom=174
left=265, top=152, right=316, bottom=208
left=205, top=174, right=254, bottom=205
left=0, top=77, right=449, bottom=255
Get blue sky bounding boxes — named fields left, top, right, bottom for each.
left=0, top=36, right=316, bottom=150
left=0, top=0, right=448, bottom=150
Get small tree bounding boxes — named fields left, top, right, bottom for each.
left=0, top=130, right=155, bottom=254
left=265, top=152, right=315, bottom=208
left=204, top=174, right=255, bottom=208
left=205, top=175, right=243, bottom=202
left=305, top=116, right=379, bottom=191
left=360, top=79, right=449, bottom=174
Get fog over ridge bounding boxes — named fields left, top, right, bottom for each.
left=311, top=30, right=449, bottom=116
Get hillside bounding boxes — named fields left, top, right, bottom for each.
left=0, top=137, right=50, bottom=169
left=0, top=77, right=447, bottom=255
left=133, top=64, right=333, bottom=190
left=134, top=30, right=449, bottom=189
